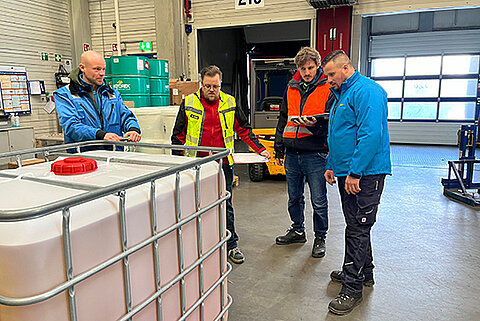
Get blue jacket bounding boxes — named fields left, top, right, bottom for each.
left=53, top=68, right=140, bottom=145
left=326, top=70, right=391, bottom=177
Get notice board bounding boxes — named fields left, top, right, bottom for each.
left=0, top=66, right=31, bottom=115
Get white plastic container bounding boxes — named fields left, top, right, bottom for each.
left=11, top=113, right=20, bottom=127
left=0, top=150, right=230, bottom=321
left=131, top=106, right=180, bottom=154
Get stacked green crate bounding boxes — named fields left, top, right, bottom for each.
left=148, top=59, right=169, bottom=106
left=111, top=56, right=151, bottom=107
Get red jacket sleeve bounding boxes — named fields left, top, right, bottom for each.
left=233, top=108, right=266, bottom=154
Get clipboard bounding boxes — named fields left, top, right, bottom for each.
left=231, top=153, right=269, bottom=164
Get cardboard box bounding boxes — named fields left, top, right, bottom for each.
left=169, top=81, right=200, bottom=105
left=123, top=100, right=135, bottom=108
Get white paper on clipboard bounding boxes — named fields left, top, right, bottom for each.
left=231, top=153, right=268, bottom=164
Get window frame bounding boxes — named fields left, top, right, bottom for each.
left=369, top=54, right=480, bottom=123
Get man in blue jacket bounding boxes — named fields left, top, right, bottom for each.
left=321, top=50, right=391, bottom=315
left=54, top=51, right=141, bottom=147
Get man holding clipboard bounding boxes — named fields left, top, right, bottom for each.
left=274, top=47, right=335, bottom=258
left=171, top=65, right=270, bottom=264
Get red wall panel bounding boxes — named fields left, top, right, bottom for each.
left=316, top=7, right=352, bottom=60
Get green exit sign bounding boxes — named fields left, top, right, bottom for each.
left=139, top=41, right=152, bottom=51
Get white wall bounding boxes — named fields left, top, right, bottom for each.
left=191, top=0, right=315, bottom=29
left=389, top=123, right=462, bottom=145
left=88, top=0, right=184, bottom=77
left=88, top=0, right=157, bottom=55
left=0, top=0, right=74, bottom=136
left=187, top=0, right=316, bottom=80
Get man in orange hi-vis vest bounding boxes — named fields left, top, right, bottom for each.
left=274, top=47, right=335, bottom=258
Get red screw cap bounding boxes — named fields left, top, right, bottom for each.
left=51, top=157, right=98, bottom=175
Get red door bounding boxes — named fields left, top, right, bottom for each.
left=316, top=7, right=352, bottom=59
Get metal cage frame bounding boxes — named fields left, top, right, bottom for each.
left=0, top=141, right=233, bottom=321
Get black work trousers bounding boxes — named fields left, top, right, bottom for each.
left=337, top=174, right=386, bottom=297
left=223, top=164, right=239, bottom=250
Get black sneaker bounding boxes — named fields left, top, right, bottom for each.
left=328, top=293, right=363, bottom=315
left=330, top=270, right=375, bottom=287
left=228, top=247, right=245, bottom=264
left=311, top=236, right=326, bottom=258
left=275, top=228, right=306, bottom=245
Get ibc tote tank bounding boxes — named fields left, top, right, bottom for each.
left=0, top=147, right=231, bottom=321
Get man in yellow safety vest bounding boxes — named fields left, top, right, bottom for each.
left=172, top=65, right=270, bottom=264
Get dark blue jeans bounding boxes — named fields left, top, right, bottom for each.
left=285, top=151, right=328, bottom=238
left=222, top=164, right=239, bottom=250
left=337, top=174, right=386, bottom=297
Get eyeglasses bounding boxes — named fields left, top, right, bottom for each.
left=203, top=84, right=220, bottom=90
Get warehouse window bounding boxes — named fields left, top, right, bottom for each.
left=370, top=54, right=480, bottom=122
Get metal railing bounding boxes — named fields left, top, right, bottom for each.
left=0, top=141, right=232, bottom=321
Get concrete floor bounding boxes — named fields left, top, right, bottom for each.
left=227, top=144, right=480, bottom=321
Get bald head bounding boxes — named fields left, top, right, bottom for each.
left=79, top=51, right=106, bottom=89
left=80, top=51, right=104, bottom=66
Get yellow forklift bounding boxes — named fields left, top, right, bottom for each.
left=248, top=128, right=285, bottom=181
left=248, top=58, right=296, bottom=181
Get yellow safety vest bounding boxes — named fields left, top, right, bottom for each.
left=184, top=90, right=236, bottom=165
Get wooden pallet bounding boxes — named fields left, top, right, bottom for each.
left=8, top=158, right=45, bottom=169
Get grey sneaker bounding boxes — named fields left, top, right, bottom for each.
left=228, top=247, right=245, bottom=264
left=312, top=236, right=326, bottom=258
left=328, top=293, right=363, bottom=315
left=275, top=228, right=307, bottom=245
left=330, top=270, right=375, bottom=287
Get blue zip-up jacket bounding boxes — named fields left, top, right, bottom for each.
left=53, top=67, right=140, bottom=145
left=326, top=70, right=391, bottom=177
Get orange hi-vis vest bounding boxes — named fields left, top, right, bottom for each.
left=283, top=82, right=331, bottom=139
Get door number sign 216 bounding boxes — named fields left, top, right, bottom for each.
left=236, top=0, right=264, bottom=9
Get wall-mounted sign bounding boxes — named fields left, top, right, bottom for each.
left=54, top=54, right=62, bottom=62
left=40, top=52, right=49, bottom=61
left=28, top=80, right=46, bottom=95
left=0, top=66, right=32, bottom=115
left=83, top=43, right=90, bottom=52
left=235, top=0, right=264, bottom=9
left=140, top=41, right=152, bottom=51
left=112, top=43, right=118, bottom=52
